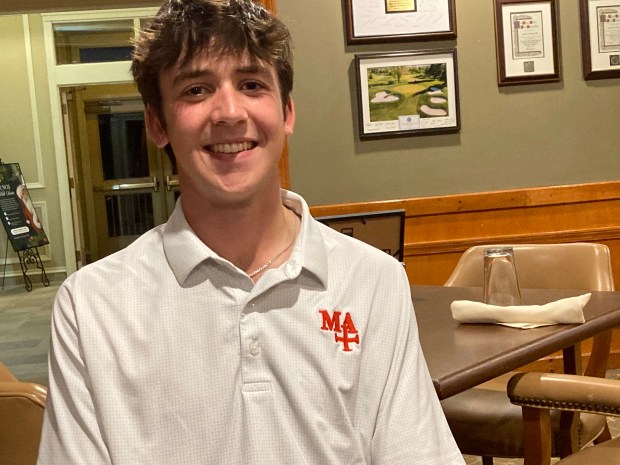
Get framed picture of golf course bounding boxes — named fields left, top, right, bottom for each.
left=343, top=0, right=457, bottom=44
left=354, top=49, right=460, bottom=139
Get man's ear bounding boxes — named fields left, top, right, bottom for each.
left=145, top=105, right=169, bottom=148
left=283, top=97, right=295, bottom=137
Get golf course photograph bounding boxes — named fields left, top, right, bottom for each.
left=355, top=50, right=460, bottom=138
left=366, top=63, right=449, bottom=122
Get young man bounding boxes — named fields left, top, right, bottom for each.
left=37, top=1, right=464, bottom=464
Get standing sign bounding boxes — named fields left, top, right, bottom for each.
left=0, top=163, right=49, bottom=251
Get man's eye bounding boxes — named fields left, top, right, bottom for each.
left=186, top=86, right=206, bottom=96
left=242, top=81, right=263, bottom=91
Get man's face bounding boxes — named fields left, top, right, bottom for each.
left=146, top=50, right=295, bottom=209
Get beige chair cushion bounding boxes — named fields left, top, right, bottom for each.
left=444, top=243, right=614, bottom=292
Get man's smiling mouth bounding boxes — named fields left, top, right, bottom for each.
left=206, top=141, right=257, bottom=154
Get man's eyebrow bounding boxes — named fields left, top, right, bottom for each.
left=172, top=63, right=272, bottom=85
left=172, top=68, right=214, bottom=86
left=236, top=63, right=271, bottom=77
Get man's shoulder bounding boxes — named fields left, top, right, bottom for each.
left=310, top=220, right=408, bottom=292
left=315, top=219, right=401, bottom=268
left=70, top=225, right=167, bottom=286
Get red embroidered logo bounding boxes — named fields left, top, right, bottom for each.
left=319, top=309, right=360, bottom=352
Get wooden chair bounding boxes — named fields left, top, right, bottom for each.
left=0, top=361, right=47, bottom=465
left=508, top=372, right=620, bottom=465
left=441, top=243, right=615, bottom=465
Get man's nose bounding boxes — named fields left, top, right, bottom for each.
left=210, top=86, right=247, bottom=125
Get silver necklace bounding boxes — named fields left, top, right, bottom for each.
left=247, top=236, right=296, bottom=278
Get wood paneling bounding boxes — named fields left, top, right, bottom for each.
left=259, top=0, right=291, bottom=189
left=309, top=181, right=620, bottom=370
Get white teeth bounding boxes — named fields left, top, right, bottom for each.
left=208, top=141, right=254, bottom=154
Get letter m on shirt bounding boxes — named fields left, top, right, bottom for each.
left=319, top=309, right=341, bottom=332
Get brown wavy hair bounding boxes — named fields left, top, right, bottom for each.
left=131, top=0, right=294, bottom=124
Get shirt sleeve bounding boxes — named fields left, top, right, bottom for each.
left=37, top=276, right=112, bottom=465
left=371, top=266, right=465, bottom=465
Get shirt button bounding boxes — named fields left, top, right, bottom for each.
left=249, top=340, right=261, bottom=357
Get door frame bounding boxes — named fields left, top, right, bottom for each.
left=42, top=7, right=158, bottom=275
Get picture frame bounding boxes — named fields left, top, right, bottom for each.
left=354, top=49, right=460, bottom=140
left=343, top=0, right=457, bottom=45
left=494, top=0, right=561, bottom=86
left=580, top=0, right=620, bottom=80
left=315, top=209, right=406, bottom=262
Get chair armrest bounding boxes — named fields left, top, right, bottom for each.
left=0, top=363, right=18, bottom=382
left=0, top=381, right=47, bottom=407
left=0, top=380, right=46, bottom=465
left=508, top=372, right=620, bottom=417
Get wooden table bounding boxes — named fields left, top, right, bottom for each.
left=412, top=285, right=620, bottom=399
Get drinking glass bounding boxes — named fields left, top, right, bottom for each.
left=483, top=247, right=522, bottom=306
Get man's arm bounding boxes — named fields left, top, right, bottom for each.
left=37, top=278, right=111, bottom=464
left=371, top=266, right=465, bottom=465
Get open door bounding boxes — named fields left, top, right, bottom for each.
left=65, top=83, right=179, bottom=263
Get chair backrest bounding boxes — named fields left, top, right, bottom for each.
left=0, top=362, right=46, bottom=465
left=444, top=243, right=615, bottom=292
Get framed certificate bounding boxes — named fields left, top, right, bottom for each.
left=494, top=0, right=561, bottom=86
left=580, top=0, right=620, bottom=80
left=354, top=49, right=460, bottom=139
left=343, top=0, right=457, bottom=44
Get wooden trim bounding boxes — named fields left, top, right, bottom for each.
left=309, top=181, right=620, bottom=262
left=279, top=140, right=290, bottom=190
left=258, top=0, right=291, bottom=189
left=408, top=226, right=620, bottom=256
left=310, top=181, right=620, bottom=217
left=261, top=0, right=277, bottom=13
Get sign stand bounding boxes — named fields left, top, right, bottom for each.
left=0, top=162, right=50, bottom=292
left=16, top=247, right=50, bottom=292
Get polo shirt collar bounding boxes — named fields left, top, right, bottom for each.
left=163, top=191, right=328, bottom=288
left=282, top=190, right=328, bottom=287
left=163, top=201, right=218, bottom=285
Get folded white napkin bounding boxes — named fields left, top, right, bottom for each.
left=450, top=293, right=591, bottom=329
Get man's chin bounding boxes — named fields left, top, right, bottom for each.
left=200, top=182, right=261, bottom=210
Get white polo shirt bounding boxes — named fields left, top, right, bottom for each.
left=38, top=190, right=464, bottom=465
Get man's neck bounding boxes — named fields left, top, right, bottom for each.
left=181, top=188, right=299, bottom=278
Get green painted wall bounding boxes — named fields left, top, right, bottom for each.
left=278, top=1, right=620, bottom=205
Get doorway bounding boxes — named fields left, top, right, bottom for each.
left=42, top=6, right=286, bottom=273
left=63, top=82, right=178, bottom=264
